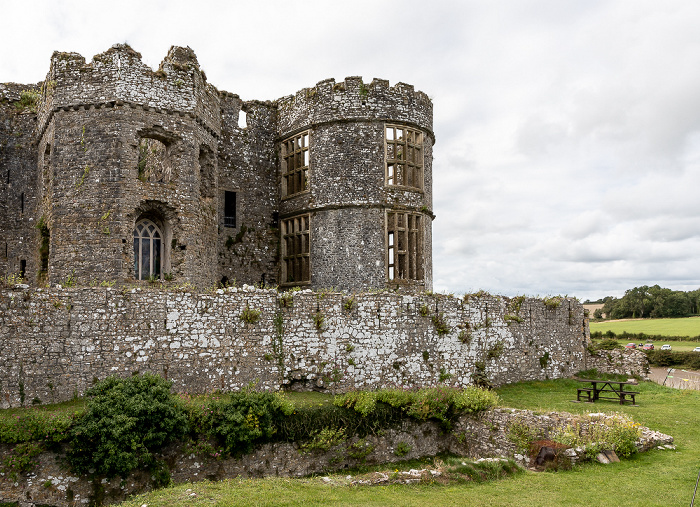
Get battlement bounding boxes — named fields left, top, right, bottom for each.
left=276, top=76, right=433, bottom=138
left=37, top=44, right=221, bottom=138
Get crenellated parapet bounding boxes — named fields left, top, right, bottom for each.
left=37, top=44, right=221, bottom=139
left=276, top=76, right=433, bottom=139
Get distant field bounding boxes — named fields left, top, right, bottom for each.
left=589, top=316, right=700, bottom=338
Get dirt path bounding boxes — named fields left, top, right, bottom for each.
left=649, top=367, right=700, bottom=390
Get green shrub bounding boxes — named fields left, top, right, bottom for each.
left=335, top=386, right=498, bottom=428
left=592, top=338, right=621, bottom=350
left=206, top=389, right=293, bottom=455
left=553, top=413, right=641, bottom=459
left=66, top=374, right=188, bottom=478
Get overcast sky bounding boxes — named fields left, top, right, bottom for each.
left=2, top=0, right=699, bottom=301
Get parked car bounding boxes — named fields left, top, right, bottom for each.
left=642, top=343, right=654, bottom=350
left=693, top=347, right=700, bottom=353
left=625, top=343, right=637, bottom=349
left=660, top=344, right=672, bottom=351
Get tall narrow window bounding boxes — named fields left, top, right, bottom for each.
left=281, top=131, right=310, bottom=197
left=199, top=145, right=215, bottom=198
left=281, top=214, right=310, bottom=284
left=19, top=259, right=26, bottom=280
left=224, top=191, right=236, bottom=228
left=133, top=219, right=163, bottom=280
left=20, top=193, right=24, bottom=213
left=387, top=211, right=423, bottom=281
left=386, top=125, right=423, bottom=189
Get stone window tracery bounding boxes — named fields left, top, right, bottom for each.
left=281, top=214, right=310, bottom=284
left=387, top=210, right=423, bottom=281
left=385, top=125, right=423, bottom=189
left=133, top=218, right=163, bottom=280
left=281, top=131, right=310, bottom=197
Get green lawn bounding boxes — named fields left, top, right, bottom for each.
left=118, top=379, right=700, bottom=507
left=590, top=316, right=700, bottom=338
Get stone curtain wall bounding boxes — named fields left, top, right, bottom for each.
left=0, top=287, right=589, bottom=408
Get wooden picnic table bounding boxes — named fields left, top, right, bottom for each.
left=575, top=378, right=639, bottom=405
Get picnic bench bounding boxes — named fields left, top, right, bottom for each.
left=575, top=378, right=639, bottom=405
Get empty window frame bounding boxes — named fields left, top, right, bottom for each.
left=224, top=191, right=236, bottom=228
left=281, top=214, right=310, bottom=284
left=281, top=131, right=310, bottom=197
left=137, top=138, right=171, bottom=183
left=386, top=125, right=423, bottom=189
left=133, top=219, right=163, bottom=280
left=387, top=211, right=423, bottom=281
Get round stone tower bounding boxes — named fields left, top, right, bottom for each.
left=276, top=77, right=434, bottom=292
left=36, top=44, right=221, bottom=286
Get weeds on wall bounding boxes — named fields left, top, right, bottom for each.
left=1, top=441, right=43, bottom=480
left=13, top=89, right=38, bottom=113
left=343, top=295, right=355, bottom=311
left=313, top=311, right=326, bottom=331
left=486, top=341, right=504, bottom=360
left=240, top=306, right=261, bottom=324
left=471, top=361, right=491, bottom=389
left=543, top=296, right=563, bottom=310
left=394, top=441, right=412, bottom=457
left=458, top=328, right=472, bottom=344
left=431, top=312, right=451, bottom=336
left=539, top=351, right=551, bottom=369
left=419, top=304, right=430, bottom=317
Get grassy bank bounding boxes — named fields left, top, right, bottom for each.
left=118, top=379, right=700, bottom=507
left=589, top=316, right=700, bottom=338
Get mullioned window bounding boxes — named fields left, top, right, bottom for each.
left=281, top=131, right=309, bottom=197
left=281, top=214, right=310, bottom=284
left=385, top=125, right=423, bottom=190
left=387, top=210, right=423, bottom=281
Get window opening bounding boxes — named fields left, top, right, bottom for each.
left=281, top=214, right=310, bottom=284
left=385, top=125, right=423, bottom=189
left=137, top=138, right=171, bottom=183
left=224, top=191, right=236, bottom=228
left=238, top=109, right=247, bottom=129
left=133, top=219, right=163, bottom=280
left=38, top=219, right=49, bottom=277
left=387, top=210, right=423, bottom=281
left=20, top=193, right=24, bottom=213
left=199, top=145, right=215, bottom=198
left=43, top=144, right=51, bottom=193
left=19, top=259, right=26, bottom=280
left=281, top=131, right=310, bottom=197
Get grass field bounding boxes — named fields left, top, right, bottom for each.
left=589, top=316, right=700, bottom=338
left=118, top=379, right=700, bottom=507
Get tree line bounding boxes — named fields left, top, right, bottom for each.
left=587, top=285, right=700, bottom=319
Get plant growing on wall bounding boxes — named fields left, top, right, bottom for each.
left=486, top=341, right=504, bottom=360
left=240, top=306, right=261, bottom=324
left=431, top=312, right=450, bottom=336
left=313, top=311, right=325, bottom=331
left=539, top=351, right=551, bottom=369
left=458, top=328, right=472, bottom=344
left=343, top=295, right=355, bottom=311
left=543, top=296, right=563, bottom=309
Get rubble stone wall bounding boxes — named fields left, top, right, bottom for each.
left=0, top=287, right=593, bottom=408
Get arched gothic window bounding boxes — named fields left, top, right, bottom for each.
left=133, top=219, right=162, bottom=280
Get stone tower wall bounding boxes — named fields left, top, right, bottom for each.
left=277, top=77, right=434, bottom=291
left=35, top=45, right=221, bottom=287
left=216, top=94, right=280, bottom=287
left=0, top=83, right=39, bottom=283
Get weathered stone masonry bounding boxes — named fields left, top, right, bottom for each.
left=0, top=287, right=592, bottom=408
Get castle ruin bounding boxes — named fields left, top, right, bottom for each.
left=0, top=44, right=434, bottom=291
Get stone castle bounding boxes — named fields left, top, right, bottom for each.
left=0, top=44, right=434, bottom=291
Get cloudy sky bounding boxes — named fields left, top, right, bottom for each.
left=2, top=0, right=699, bottom=300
